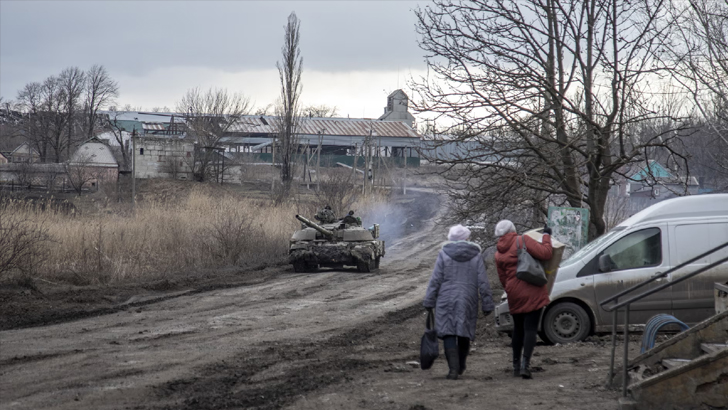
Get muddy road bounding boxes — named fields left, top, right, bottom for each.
left=0, top=191, right=630, bottom=410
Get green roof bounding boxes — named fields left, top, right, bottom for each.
left=630, top=161, right=674, bottom=181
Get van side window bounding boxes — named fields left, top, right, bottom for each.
left=601, top=228, right=662, bottom=272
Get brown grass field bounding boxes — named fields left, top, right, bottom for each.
left=0, top=178, right=391, bottom=286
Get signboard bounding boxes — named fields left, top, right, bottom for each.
left=547, top=206, right=589, bottom=259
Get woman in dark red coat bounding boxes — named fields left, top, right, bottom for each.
left=494, top=220, right=553, bottom=379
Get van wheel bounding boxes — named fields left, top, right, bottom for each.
left=543, top=302, right=591, bottom=344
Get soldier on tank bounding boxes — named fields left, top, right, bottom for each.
left=341, top=210, right=361, bottom=226
left=315, top=205, right=337, bottom=224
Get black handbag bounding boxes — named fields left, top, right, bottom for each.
left=420, top=310, right=439, bottom=370
left=516, top=236, right=548, bottom=287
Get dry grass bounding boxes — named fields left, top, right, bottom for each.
left=1, top=184, right=390, bottom=285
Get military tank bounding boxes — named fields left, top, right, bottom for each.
left=289, top=214, right=385, bottom=273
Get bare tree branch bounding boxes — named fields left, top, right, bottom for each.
left=412, top=0, right=690, bottom=238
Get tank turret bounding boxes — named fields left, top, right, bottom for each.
left=289, top=212, right=385, bottom=273
left=295, top=215, right=334, bottom=238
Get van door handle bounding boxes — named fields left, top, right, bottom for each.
left=652, top=272, right=664, bottom=281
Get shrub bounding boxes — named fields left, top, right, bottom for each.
left=0, top=202, right=51, bottom=278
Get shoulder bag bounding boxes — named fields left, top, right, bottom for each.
left=516, top=236, right=548, bottom=287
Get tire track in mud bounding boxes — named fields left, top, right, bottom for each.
left=0, top=191, right=448, bottom=410
left=140, top=193, right=447, bottom=409
left=146, top=304, right=425, bottom=410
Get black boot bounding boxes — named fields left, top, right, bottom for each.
left=445, top=348, right=460, bottom=380
left=513, top=358, right=521, bottom=377
left=458, top=339, right=470, bottom=375
left=520, top=356, right=532, bottom=379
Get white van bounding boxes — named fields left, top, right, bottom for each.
left=493, top=194, right=728, bottom=344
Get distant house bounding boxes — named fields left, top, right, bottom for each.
left=0, top=152, right=7, bottom=165
left=9, top=142, right=40, bottom=163
left=625, top=160, right=700, bottom=199
left=608, top=160, right=701, bottom=217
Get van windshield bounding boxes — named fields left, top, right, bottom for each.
left=560, top=226, right=626, bottom=267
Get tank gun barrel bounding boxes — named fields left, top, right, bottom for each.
left=295, top=215, right=334, bottom=237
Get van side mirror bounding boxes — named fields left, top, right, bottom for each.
left=599, top=254, right=614, bottom=272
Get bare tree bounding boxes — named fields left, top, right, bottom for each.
left=254, top=104, right=274, bottom=116
left=276, top=11, right=304, bottom=196
left=84, top=65, right=119, bottom=139
left=314, top=168, right=361, bottom=217
left=58, top=67, right=85, bottom=158
left=302, top=104, right=338, bottom=118
left=17, top=76, right=71, bottom=163
left=65, top=153, right=101, bottom=194
left=103, top=108, right=131, bottom=169
left=665, top=0, right=728, bottom=184
left=412, top=0, right=689, bottom=238
left=176, top=87, right=251, bottom=181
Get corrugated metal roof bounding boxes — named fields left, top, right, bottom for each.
left=101, top=112, right=421, bottom=139
left=228, top=116, right=419, bottom=138
left=142, top=122, right=167, bottom=131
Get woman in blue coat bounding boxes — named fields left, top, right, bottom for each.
left=423, top=224, right=495, bottom=379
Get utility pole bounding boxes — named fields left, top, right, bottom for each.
left=131, top=128, right=137, bottom=212
left=302, top=143, right=309, bottom=190
left=351, top=143, right=359, bottom=181
left=316, top=129, right=323, bottom=192
left=403, top=147, right=407, bottom=195
left=271, top=136, right=276, bottom=192
left=362, top=130, right=371, bottom=196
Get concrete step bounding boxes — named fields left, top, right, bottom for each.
left=629, top=348, right=728, bottom=409
left=611, top=310, right=728, bottom=388
left=661, top=358, right=691, bottom=370
left=700, top=343, right=727, bottom=355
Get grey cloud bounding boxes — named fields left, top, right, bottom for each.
left=1, top=0, right=425, bottom=100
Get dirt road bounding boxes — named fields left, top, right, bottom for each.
left=0, top=191, right=630, bottom=410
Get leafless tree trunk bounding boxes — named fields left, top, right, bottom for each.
left=412, top=0, right=689, bottom=239
left=176, top=87, right=251, bottom=181
left=276, top=11, right=304, bottom=197
left=16, top=82, right=48, bottom=162
left=104, top=108, right=131, bottom=169
left=17, top=76, right=71, bottom=163
left=84, top=65, right=119, bottom=139
left=58, top=67, right=85, bottom=159
left=16, top=66, right=112, bottom=164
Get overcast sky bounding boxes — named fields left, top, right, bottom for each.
left=0, top=0, right=428, bottom=119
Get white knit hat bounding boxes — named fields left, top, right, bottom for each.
left=494, top=220, right=516, bottom=237
left=448, top=224, right=471, bottom=241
